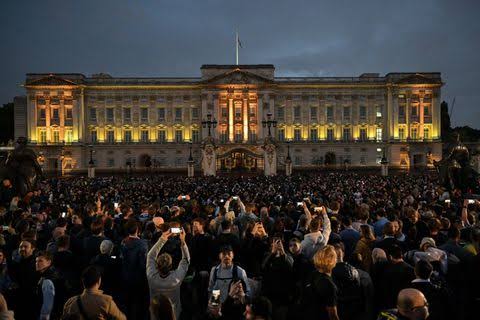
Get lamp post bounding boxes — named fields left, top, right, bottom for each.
left=88, top=144, right=96, bottom=178
left=59, top=147, right=65, bottom=177
left=285, top=139, right=292, bottom=176
left=202, top=113, right=217, bottom=137
left=187, top=141, right=195, bottom=177
left=262, top=112, right=277, bottom=138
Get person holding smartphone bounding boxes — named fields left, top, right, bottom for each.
left=147, top=228, right=190, bottom=320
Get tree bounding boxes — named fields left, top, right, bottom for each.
left=0, top=102, right=14, bottom=144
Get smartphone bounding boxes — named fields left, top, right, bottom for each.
left=468, top=199, right=475, bottom=204
left=232, top=196, right=239, bottom=200
left=171, top=227, right=181, bottom=234
left=445, top=199, right=451, bottom=203
left=181, top=196, right=187, bottom=200
left=314, top=207, right=322, bottom=212
left=114, top=202, right=119, bottom=209
left=2, top=226, right=9, bottom=231
left=111, top=256, right=117, bottom=259
left=61, top=212, right=67, bottom=218
left=211, top=290, right=221, bottom=306
left=297, top=202, right=303, bottom=207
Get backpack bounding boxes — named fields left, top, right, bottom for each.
left=212, top=264, right=239, bottom=283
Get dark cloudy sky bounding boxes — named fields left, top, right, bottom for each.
left=1, top=0, right=479, bottom=128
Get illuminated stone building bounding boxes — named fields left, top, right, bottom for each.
left=14, top=65, right=443, bottom=175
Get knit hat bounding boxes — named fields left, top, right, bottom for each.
left=100, top=239, right=114, bottom=255
left=420, top=237, right=436, bottom=249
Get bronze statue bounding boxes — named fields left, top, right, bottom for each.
left=2, top=137, right=43, bottom=197
left=435, top=133, right=479, bottom=193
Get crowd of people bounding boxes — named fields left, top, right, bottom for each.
left=0, top=172, right=479, bottom=320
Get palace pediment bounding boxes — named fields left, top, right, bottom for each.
left=394, top=73, right=441, bottom=85
left=203, top=69, right=274, bottom=85
left=26, top=74, right=79, bottom=86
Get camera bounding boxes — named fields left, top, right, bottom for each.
left=468, top=199, right=475, bottom=204
left=232, top=196, right=239, bottom=201
left=181, top=195, right=187, bottom=200
left=297, top=202, right=303, bottom=207
left=61, top=212, right=67, bottom=218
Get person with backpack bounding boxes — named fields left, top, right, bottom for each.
left=300, top=245, right=339, bottom=320
left=208, top=245, right=250, bottom=304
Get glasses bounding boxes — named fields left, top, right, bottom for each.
left=410, top=301, right=429, bottom=312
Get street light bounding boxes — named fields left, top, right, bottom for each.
left=202, top=113, right=217, bottom=137
left=262, top=112, right=277, bottom=137
left=188, top=141, right=193, bottom=162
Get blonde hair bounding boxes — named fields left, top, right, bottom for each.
left=313, top=245, right=337, bottom=274
left=225, top=211, right=236, bottom=222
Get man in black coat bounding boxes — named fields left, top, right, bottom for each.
left=411, top=259, right=449, bottom=320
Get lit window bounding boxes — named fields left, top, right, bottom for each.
left=343, top=128, right=351, bottom=141
left=310, top=128, right=318, bottom=141
left=124, top=130, right=132, bottom=143
left=158, top=130, right=166, bottom=142
left=141, top=130, right=149, bottom=142
left=278, top=129, right=285, bottom=141
left=53, top=131, right=60, bottom=143
left=175, top=130, right=183, bottom=142
left=107, top=130, right=115, bottom=143
left=411, top=128, right=418, bottom=140
left=65, top=130, right=73, bottom=143
left=424, top=128, right=429, bottom=139
left=359, top=128, right=367, bottom=141
left=327, top=128, right=334, bottom=141
left=40, top=130, right=46, bottom=143
left=376, top=106, right=382, bottom=118
left=399, top=128, right=405, bottom=140
left=376, top=128, right=382, bottom=141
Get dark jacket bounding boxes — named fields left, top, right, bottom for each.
left=120, top=236, right=148, bottom=287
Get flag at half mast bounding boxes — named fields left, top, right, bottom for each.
left=235, top=31, right=242, bottom=65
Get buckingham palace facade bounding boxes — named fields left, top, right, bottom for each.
left=14, top=64, right=443, bottom=175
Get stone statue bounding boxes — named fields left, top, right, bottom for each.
left=435, top=133, right=479, bottom=193
left=2, top=137, right=43, bottom=197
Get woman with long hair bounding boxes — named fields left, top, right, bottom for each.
left=353, top=224, right=376, bottom=273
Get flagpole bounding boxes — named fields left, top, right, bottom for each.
left=235, top=31, right=238, bottom=65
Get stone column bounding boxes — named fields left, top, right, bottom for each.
left=88, top=164, right=96, bottom=178
left=387, top=86, right=393, bottom=139
left=212, top=93, right=218, bottom=139
left=201, top=94, right=208, bottom=138
left=45, top=99, right=51, bottom=142
left=228, top=97, right=234, bottom=142
left=243, top=96, right=249, bottom=142
left=257, top=94, right=263, bottom=140
left=419, top=97, right=425, bottom=139
left=406, top=96, right=411, bottom=139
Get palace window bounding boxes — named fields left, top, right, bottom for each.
left=327, top=128, right=334, bottom=141
left=343, top=128, right=351, bottom=141
left=39, top=108, right=46, bottom=120
left=65, top=108, right=72, bottom=120
left=141, top=108, right=149, bottom=122
left=123, top=108, right=131, bottom=122
left=175, top=129, right=183, bottom=142
left=359, top=128, right=367, bottom=141
left=107, top=158, right=115, bottom=167
left=220, top=128, right=228, bottom=143
left=278, top=128, right=285, bottom=141
left=343, top=106, right=351, bottom=121
left=90, top=108, right=97, bottom=121
left=175, top=108, right=182, bottom=122
left=65, top=130, right=73, bottom=143
left=52, top=108, right=59, bottom=120
left=424, top=127, right=430, bottom=139
left=411, top=128, right=418, bottom=140
left=90, top=130, right=97, bottom=143
left=376, top=128, right=382, bottom=141
left=124, top=130, right=132, bottom=143
left=376, top=106, right=382, bottom=118
left=158, top=130, right=166, bottom=142
left=310, top=107, right=317, bottom=121
left=39, top=130, right=46, bottom=143
left=158, top=108, right=165, bottom=121
left=53, top=131, right=60, bottom=143
left=277, top=106, right=285, bottom=120
left=235, top=128, right=242, bottom=142
left=399, top=127, right=405, bottom=140
left=192, top=129, right=200, bottom=143
left=248, top=129, right=257, bottom=142
left=326, top=106, right=334, bottom=122
left=294, top=106, right=301, bottom=121
left=141, top=130, right=149, bottom=142
left=191, top=107, right=199, bottom=120
left=412, top=106, right=418, bottom=116
left=359, top=105, right=367, bottom=121
left=424, top=105, right=430, bottom=116
left=235, top=106, right=242, bottom=119
left=221, top=106, right=228, bottom=119
left=294, top=128, right=301, bottom=141
left=106, top=108, right=114, bottom=122
left=107, top=130, right=115, bottom=143
left=310, top=128, right=318, bottom=142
